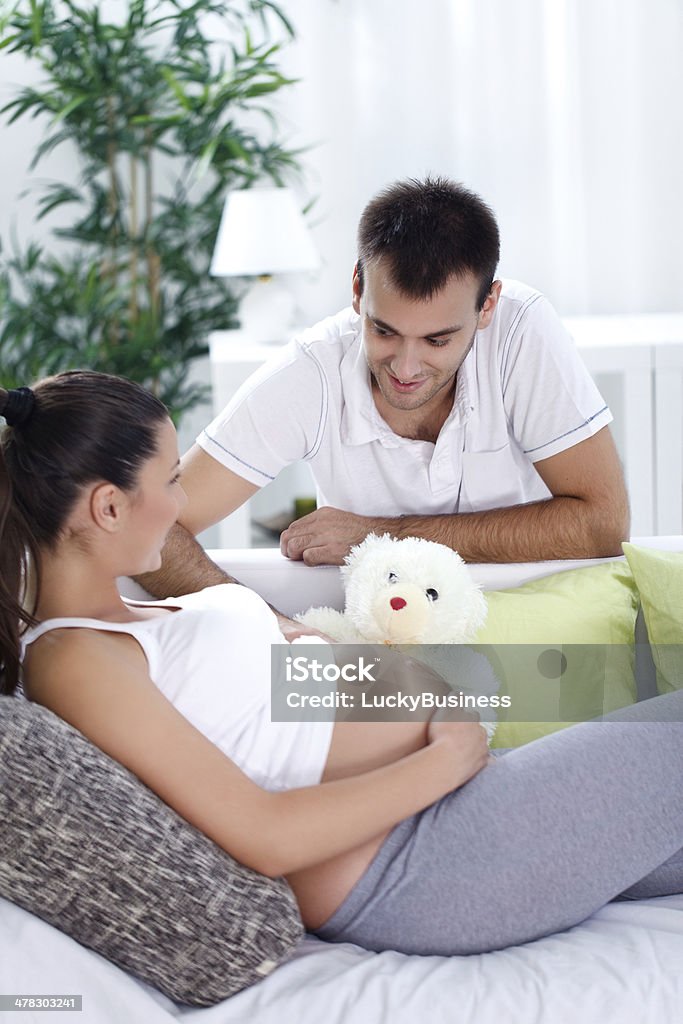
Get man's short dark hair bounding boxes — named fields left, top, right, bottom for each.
left=356, top=176, right=500, bottom=310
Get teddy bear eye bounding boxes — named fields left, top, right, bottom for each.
left=426, top=588, right=439, bottom=602
left=388, top=571, right=399, bottom=583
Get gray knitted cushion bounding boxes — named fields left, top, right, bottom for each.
left=0, top=696, right=303, bottom=1006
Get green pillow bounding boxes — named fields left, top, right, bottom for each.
left=473, top=561, right=639, bottom=748
left=622, top=543, right=683, bottom=694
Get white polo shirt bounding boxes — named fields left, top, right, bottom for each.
left=198, top=280, right=611, bottom=517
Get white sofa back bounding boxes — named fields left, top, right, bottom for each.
left=120, top=535, right=683, bottom=701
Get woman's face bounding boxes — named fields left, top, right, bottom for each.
left=123, top=418, right=188, bottom=574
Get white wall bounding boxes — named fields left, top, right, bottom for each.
left=3, top=1, right=683, bottom=536
left=276, top=0, right=683, bottom=323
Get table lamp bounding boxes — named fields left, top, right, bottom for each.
left=210, top=186, right=320, bottom=343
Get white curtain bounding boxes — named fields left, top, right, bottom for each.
left=279, top=0, right=683, bottom=322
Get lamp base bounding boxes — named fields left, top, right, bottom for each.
left=238, top=277, right=296, bottom=344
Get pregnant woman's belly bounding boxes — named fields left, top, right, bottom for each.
left=287, top=665, right=432, bottom=929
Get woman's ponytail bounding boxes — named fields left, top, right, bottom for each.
left=1, top=386, right=36, bottom=428
left=0, top=390, right=39, bottom=694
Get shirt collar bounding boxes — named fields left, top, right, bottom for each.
left=443, top=337, right=476, bottom=429
left=339, top=320, right=394, bottom=446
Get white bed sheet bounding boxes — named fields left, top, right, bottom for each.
left=2, top=894, right=682, bottom=1024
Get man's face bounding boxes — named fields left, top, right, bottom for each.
left=353, top=260, right=499, bottom=420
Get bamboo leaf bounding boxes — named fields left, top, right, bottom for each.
left=52, top=92, right=89, bottom=124
left=161, top=65, right=191, bottom=109
left=29, top=0, right=44, bottom=46
left=256, top=1, right=295, bottom=38
left=192, top=136, right=218, bottom=181
left=36, top=184, right=82, bottom=219
left=0, top=32, right=22, bottom=51
left=243, top=78, right=290, bottom=98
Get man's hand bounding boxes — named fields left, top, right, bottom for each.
left=277, top=428, right=629, bottom=566
left=279, top=506, right=387, bottom=565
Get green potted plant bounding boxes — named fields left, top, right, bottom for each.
left=0, top=0, right=302, bottom=421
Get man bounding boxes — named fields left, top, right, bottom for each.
left=144, top=177, right=628, bottom=610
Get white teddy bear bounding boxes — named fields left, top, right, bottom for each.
left=296, top=533, right=487, bottom=644
left=296, top=534, right=499, bottom=739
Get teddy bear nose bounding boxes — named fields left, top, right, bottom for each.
left=390, top=596, right=407, bottom=611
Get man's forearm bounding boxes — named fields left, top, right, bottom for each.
left=135, top=523, right=237, bottom=598
left=381, top=495, right=629, bottom=563
left=135, top=524, right=316, bottom=638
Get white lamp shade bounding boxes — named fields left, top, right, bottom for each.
left=210, top=187, right=320, bottom=276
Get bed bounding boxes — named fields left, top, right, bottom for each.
left=1, top=537, right=682, bottom=1024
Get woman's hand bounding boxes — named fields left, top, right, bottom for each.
left=427, top=714, right=490, bottom=788
left=276, top=612, right=334, bottom=643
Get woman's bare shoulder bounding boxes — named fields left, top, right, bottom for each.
left=24, top=625, right=148, bottom=705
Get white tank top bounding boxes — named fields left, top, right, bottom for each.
left=21, top=584, right=334, bottom=792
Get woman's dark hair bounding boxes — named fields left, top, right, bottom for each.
left=356, top=176, right=500, bottom=310
left=0, top=370, right=169, bottom=695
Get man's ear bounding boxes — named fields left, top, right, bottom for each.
left=90, top=482, right=128, bottom=534
left=477, top=279, right=502, bottom=330
left=352, top=263, right=362, bottom=314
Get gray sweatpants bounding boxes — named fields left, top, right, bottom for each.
left=315, top=689, right=683, bottom=956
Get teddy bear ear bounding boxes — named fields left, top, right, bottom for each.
left=465, top=586, right=488, bottom=635
left=341, top=536, right=367, bottom=581
left=341, top=532, right=392, bottom=577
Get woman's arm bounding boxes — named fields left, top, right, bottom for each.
left=25, top=629, right=487, bottom=877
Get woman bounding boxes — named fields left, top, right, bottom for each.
left=1, top=371, right=682, bottom=958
